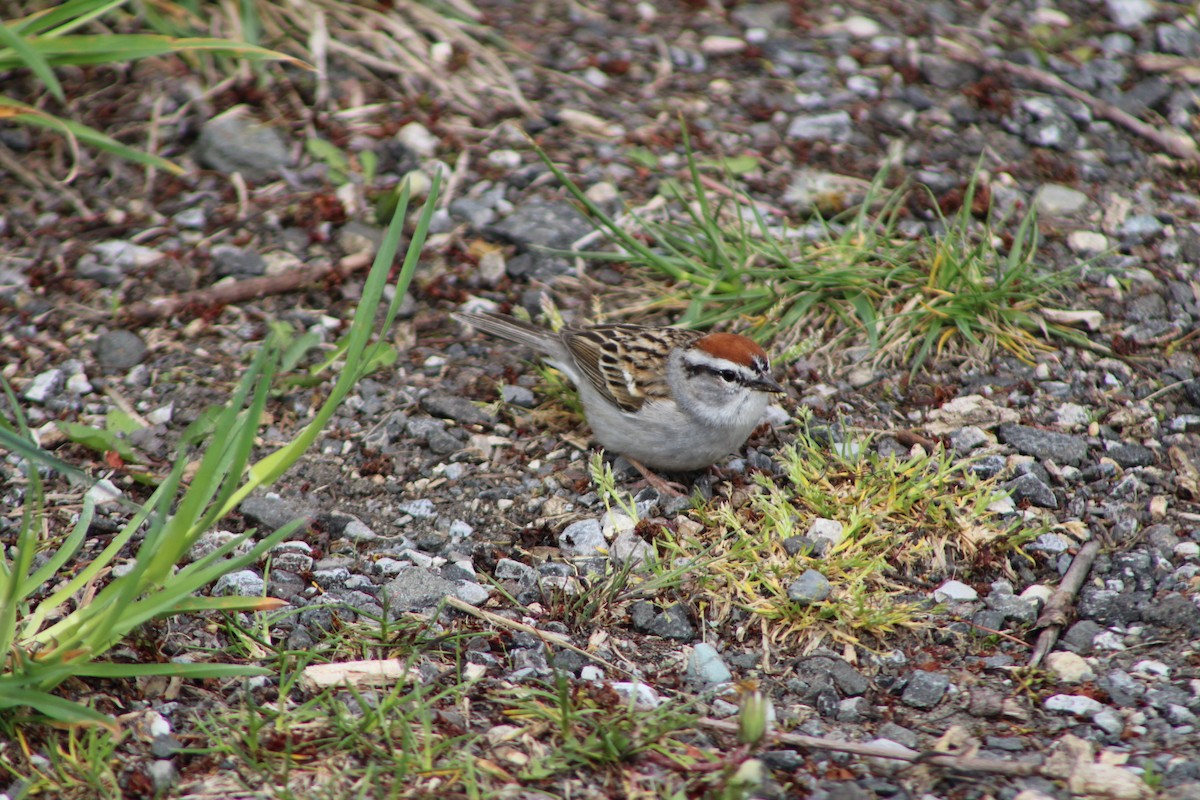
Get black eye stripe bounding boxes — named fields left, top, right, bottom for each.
left=687, top=363, right=750, bottom=385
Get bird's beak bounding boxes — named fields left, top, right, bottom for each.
left=750, top=374, right=786, bottom=393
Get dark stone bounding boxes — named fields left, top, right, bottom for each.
left=1107, top=443, right=1156, bottom=468
left=793, top=655, right=870, bottom=697
left=1077, top=586, right=1146, bottom=625
left=420, top=393, right=495, bottom=426
left=1061, top=620, right=1104, bottom=654
left=486, top=201, right=593, bottom=251
left=629, top=601, right=696, bottom=640
left=900, top=670, right=950, bottom=709
left=240, top=494, right=311, bottom=532
left=93, top=330, right=148, bottom=371
left=1003, top=473, right=1059, bottom=508
left=997, top=424, right=1089, bottom=465
left=211, top=244, right=265, bottom=277
left=1140, top=593, right=1200, bottom=635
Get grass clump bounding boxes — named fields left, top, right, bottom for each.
left=0, top=173, right=438, bottom=746
left=535, top=133, right=1094, bottom=373
left=0, top=0, right=301, bottom=172
left=655, top=420, right=1035, bottom=653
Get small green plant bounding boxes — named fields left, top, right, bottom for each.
left=588, top=451, right=640, bottom=522
left=0, top=0, right=302, bottom=172
left=497, top=674, right=707, bottom=781
left=655, top=422, right=1029, bottom=649
left=0, top=174, right=441, bottom=729
left=530, top=129, right=1096, bottom=373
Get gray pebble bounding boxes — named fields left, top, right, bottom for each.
left=997, top=423, right=1088, bottom=465
left=420, top=393, right=495, bottom=426
left=629, top=601, right=696, bottom=640
left=559, top=519, right=605, bottom=557
left=24, top=369, right=63, bottom=403
left=787, top=569, right=832, bottom=604
left=686, top=642, right=733, bottom=689
left=211, top=244, right=266, bottom=277
left=786, top=111, right=853, bottom=142
left=194, top=113, right=292, bottom=182
left=901, top=670, right=950, bottom=709
left=93, top=330, right=148, bottom=372
left=213, top=570, right=265, bottom=597
left=382, top=567, right=457, bottom=612
left=486, top=200, right=592, bottom=251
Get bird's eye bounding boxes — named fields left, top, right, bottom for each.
left=719, top=369, right=738, bottom=383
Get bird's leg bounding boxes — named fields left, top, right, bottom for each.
left=625, top=457, right=689, bottom=497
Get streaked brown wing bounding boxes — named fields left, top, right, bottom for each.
left=564, top=325, right=701, bottom=413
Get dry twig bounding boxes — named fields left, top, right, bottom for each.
left=699, top=718, right=1043, bottom=777
left=1027, top=539, right=1102, bottom=667
left=122, top=252, right=371, bottom=324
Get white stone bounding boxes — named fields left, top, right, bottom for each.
left=612, top=681, right=660, bottom=708
left=1067, top=230, right=1109, bottom=256
left=934, top=580, right=978, bottom=602
left=1045, top=651, right=1096, bottom=684
left=1044, top=694, right=1104, bottom=716
left=808, top=518, right=846, bottom=548
left=396, top=122, right=438, bottom=157
left=1034, top=184, right=1090, bottom=216
left=1174, top=542, right=1200, bottom=560
left=1131, top=659, right=1170, bottom=678
left=1055, top=403, right=1092, bottom=431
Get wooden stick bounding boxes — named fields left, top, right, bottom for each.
left=698, top=718, right=1043, bottom=776
left=1028, top=539, right=1102, bottom=667
left=122, top=252, right=371, bottom=324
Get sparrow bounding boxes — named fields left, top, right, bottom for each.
left=453, top=311, right=784, bottom=493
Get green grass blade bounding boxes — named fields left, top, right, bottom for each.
left=0, top=19, right=64, bottom=101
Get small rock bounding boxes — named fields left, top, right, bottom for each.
left=926, top=394, right=1019, bottom=434
left=611, top=681, right=661, bottom=709
left=213, top=570, right=265, bottom=597
left=24, top=369, right=64, bottom=403
left=1003, top=473, right=1059, bottom=509
left=934, top=580, right=978, bottom=602
left=494, top=558, right=537, bottom=586
left=1033, top=184, right=1090, bottom=216
left=787, top=569, right=832, bottom=605
left=997, top=423, right=1088, bottom=465
left=93, top=330, right=148, bottom=372
left=686, top=643, right=733, bottom=688
left=1045, top=651, right=1096, bottom=684
left=1067, top=230, right=1109, bottom=256
left=1106, top=442, right=1155, bottom=468
left=559, top=519, right=606, bottom=557
left=211, top=244, right=266, bottom=277
left=901, top=670, right=950, bottom=709
left=487, top=201, right=593, bottom=251
left=629, top=601, right=696, bottom=640
left=610, top=531, right=654, bottom=568
left=241, top=494, right=310, bottom=531
left=397, top=498, right=437, bottom=519
left=195, top=112, right=292, bottom=182
left=808, top=518, right=846, bottom=548
left=454, top=580, right=490, bottom=606
left=396, top=122, right=439, bottom=157
left=786, top=111, right=853, bottom=142
left=420, top=393, right=494, bottom=426
left=1105, top=0, right=1154, bottom=27
left=1044, top=693, right=1105, bottom=716
left=382, top=567, right=457, bottom=612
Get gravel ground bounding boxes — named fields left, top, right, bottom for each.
left=2, top=1, right=1200, bottom=798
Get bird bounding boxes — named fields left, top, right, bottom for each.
left=452, top=311, right=784, bottom=494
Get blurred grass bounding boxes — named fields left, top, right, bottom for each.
left=0, top=173, right=439, bottom=731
